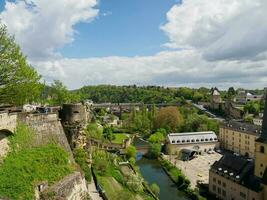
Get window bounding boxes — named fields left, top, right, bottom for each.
left=240, top=192, right=246, bottom=199
left=260, top=146, right=265, bottom=153
left=222, top=182, right=226, bottom=187
left=213, top=177, right=216, bottom=182
left=217, top=187, right=221, bottom=194
left=222, top=190, right=226, bottom=197
left=213, top=185, right=216, bottom=191
left=261, top=163, right=263, bottom=167
left=218, top=180, right=221, bottom=185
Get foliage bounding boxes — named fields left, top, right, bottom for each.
left=85, top=123, right=103, bottom=139
left=45, top=80, right=80, bottom=105
left=103, top=127, right=115, bottom=141
left=112, top=133, right=128, bottom=144
left=0, top=144, right=73, bottom=200
left=154, top=106, right=184, bottom=132
left=125, top=174, right=143, bottom=192
left=125, top=145, right=137, bottom=159
left=160, top=159, right=190, bottom=189
left=180, top=112, right=219, bottom=134
left=244, top=101, right=261, bottom=116
left=147, top=143, right=161, bottom=159
left=125, top=106, right=152, bottom=136
left=73, top=148, right=91, bottom=181
left=150, top=183, right=160, bottom=196
left=244, top=115, right=253, bottom=123
left=129, top=157, right=136, bottom=165
left=9, top=123, right=35, bottom=152
left=0, top=24, right=42, bottom=105
left=0, top=123, right=73, bottom=200
left=148, top=132, right=165, bottom=144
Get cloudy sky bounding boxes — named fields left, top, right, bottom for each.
left=1, top=0, right=267, bottom=89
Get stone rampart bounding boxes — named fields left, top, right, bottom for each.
left=40, top=172, right=88, bottom=200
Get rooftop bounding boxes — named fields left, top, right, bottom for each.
left=220, top=121, right=261, bottom=136
left=211, top=154, right=262, bottom=192
left=167, top=131, right=218, bottom=145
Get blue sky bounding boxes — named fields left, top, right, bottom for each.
left=61, top=0, right=179, bottom=58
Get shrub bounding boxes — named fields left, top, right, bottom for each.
left=0, top=144, right=73, bottom=200
left=150, top=183, right=160, bottom=196
left=73, top=148, right=91, bottom=182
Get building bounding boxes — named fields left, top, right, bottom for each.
left=219, top=121, right=261, bottom=158
left=253, top=118, right=263, bottom=126
left=209, top=93, right=267, bottom=200
left=166, top=131, right=219, bottom=155
left=210, top=87, right=224, bottom=110
left=209, top=154, right=262, bottom=200
left=235, top=91, right=263, bottom=104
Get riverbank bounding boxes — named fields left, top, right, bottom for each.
left=158, top=157, right=205, bottom=200
left=137, top=158, right=189, bottom=200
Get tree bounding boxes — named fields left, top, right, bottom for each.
left=147, top=143, right=161, bottom=158
left=148, top=132, right=165, bottom=144
left=244, top=101, right=260, bottom=116
left=227, top=87, right=236, bottom=98
left=125, top=145, right=136, bottom=159
left=154, top=106, right=184, bottom=132
left=192, top=92, right=204, bottom=103
left=0, top=24, right=42, bottom=105
left=48, top=80, right=80, bottom=105
left=150, top=183, right=160, bottom=196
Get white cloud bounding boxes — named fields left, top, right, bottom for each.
left=32, top=50, right=267, bottom=89
left=161, top=0, right=267, bottom=61
left=1, top=0, right=267, bottom=89
left=0, top=0, right=98, bottom=60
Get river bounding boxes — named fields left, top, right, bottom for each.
left=133, top=137, right=189, bottom=200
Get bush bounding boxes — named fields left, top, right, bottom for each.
left=150, top=183, right=160, bottom=196
left=0, top=144, right=73, bottom=200
left=73, top=148, right=91, bottom=181
left=125, top=145, right=136, bottom=159
left=147, top=143, right=161, bottom=159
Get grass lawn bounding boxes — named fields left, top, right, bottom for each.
left=112, top=133, right=129, bottom=144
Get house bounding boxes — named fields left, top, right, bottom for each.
left=234, top=91, right=263, bottom=104
left=209, top=93, right=267, bottom=200
left=219, top=121, right=261, bottom=158
left=166, top=131, right=219, bottom=155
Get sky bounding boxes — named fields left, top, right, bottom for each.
left=0, top=0, right=267, bottom=89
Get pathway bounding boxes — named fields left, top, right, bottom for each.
left=88, top=181, right=103, bottom=200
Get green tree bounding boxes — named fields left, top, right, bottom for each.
left=244, top=101, right=260, bottom=116
left=147, top=143, right=161, bottom=158
left=0, top=24, right=42, bottom=105
left=148, top=132, right=165, bottom=144
left=150, top=183, right=160, bottom=196
left=73, top=148, right=91, bottom=181
left=48, top=80, right=79, bottom=105
left=125, top=145, right=136, bottom=159
left=154, top=106, right=184, bottom=132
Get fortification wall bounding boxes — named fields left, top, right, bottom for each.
left=40, top=172, right=88, bottom=200
left=17, top=113, right=74, bottom=160
left=0, top=112, right=17, bottom=132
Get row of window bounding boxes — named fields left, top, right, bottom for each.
left=171, top=138, right=217, bottom=144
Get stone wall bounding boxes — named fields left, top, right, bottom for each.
left=40, top=172, right=88, bottom=200
left=17, top=113, right=74, bottom=161
left=0, top=112, right=17, bottom=132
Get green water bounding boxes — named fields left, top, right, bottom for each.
left=136, top=158, right=189, bottom=200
